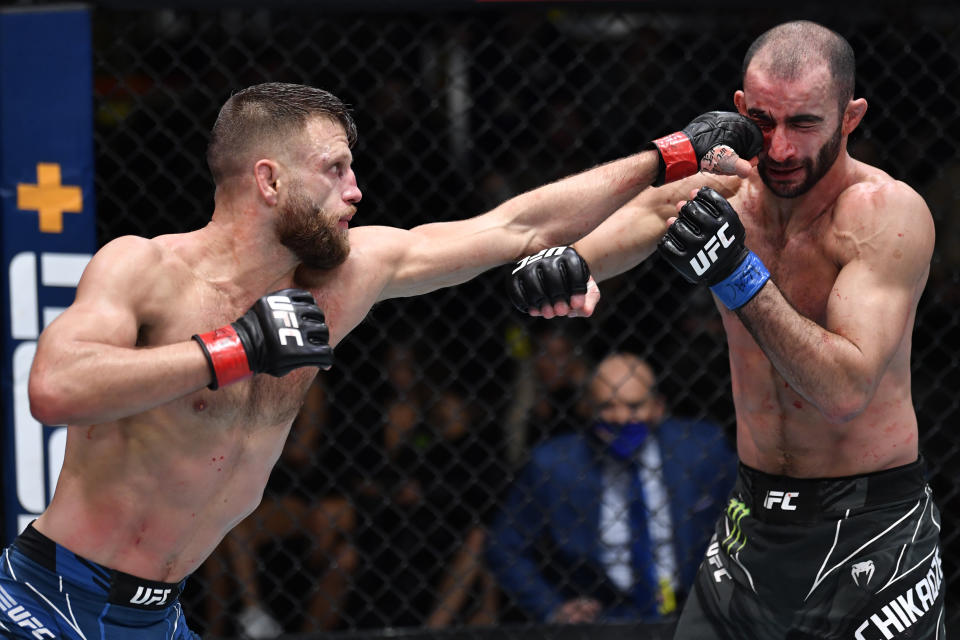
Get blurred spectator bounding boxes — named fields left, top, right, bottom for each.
left=503, top=325, right=592, bottom=465
left=351, top=344, right=502, bottom=628
left=205, top=379, right=358, bottom=639
left=486, top=353, right=735, bottom=623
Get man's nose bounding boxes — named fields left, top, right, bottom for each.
left=344, top=171, right=362, bottom=203
left=766, top=127, right=795, bottom=162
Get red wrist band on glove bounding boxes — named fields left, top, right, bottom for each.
left=652, top=132, right=699, bottom=183
left=193, top=326, right=253, bottom=390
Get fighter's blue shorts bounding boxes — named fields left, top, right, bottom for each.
left=0, top=522, right=200, bottom=639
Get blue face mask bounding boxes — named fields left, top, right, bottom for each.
left=593, top=420, right=649, bottom=461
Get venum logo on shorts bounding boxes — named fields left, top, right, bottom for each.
left=854, top=547, right=943, bottom=640
left=762, top=489, right=799, bottom=510
left=0, top=585, right=55, bottom=638
left=129, top=586, right=172, bottom=607
left=852, top=560, right=875, bottom=587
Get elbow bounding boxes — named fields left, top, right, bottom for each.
left=818, top=386, right=873, bottom=424
left=29, top=369, right=79, bottom=426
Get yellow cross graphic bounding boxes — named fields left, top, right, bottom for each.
left=17, top=163, right=83, bottom=233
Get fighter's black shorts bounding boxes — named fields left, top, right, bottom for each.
left=674, top=459, right=944, bottom=640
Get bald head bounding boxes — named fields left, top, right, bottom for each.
left=590, top=353, right=663, bottom=426
left=742, top=21, right=855, bottom=110
left=593, top=354, right=655, bottom=393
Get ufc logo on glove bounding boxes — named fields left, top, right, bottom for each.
left=690, top=223, right=736, bottom=276
left=511, top=246, right=568, bottom=274
left=193, top=287, right=333, bottom=389
left=267, top=295, right=303, bottom=346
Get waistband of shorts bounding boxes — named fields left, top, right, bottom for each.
left=734, top=458, right=928, bottom=524
left=12, top=522, right=184, bottom=611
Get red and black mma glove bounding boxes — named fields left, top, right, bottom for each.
left=657, top=187, right=769, bottom=310
left=192, top=288, right=333, bottom=390
left=508, top=246, right=590, bottom=313
left=648, top=111, right=763, bottom=185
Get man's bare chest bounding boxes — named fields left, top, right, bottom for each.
left=737, top=205, right=840, bottom=323
left=140, top=290, right=317, bottom=430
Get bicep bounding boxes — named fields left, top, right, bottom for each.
left=365, top=216, right=524, bottom=300
left=37, top=302, right=138, bottom=367
left=825, top=263, right=915, bottom=376
left=826, top=191, right=933, bottom=376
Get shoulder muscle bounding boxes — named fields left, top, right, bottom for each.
left=46, top=236, right=168, bottom=346
left=833, top=179, right=934, bottom=275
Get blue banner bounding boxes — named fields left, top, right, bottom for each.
left=1, top=5, right=95, bottom=544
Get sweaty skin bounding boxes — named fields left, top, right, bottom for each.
left=28, top=116, right=666, bottom=583
left=568, top=64, right=934, bottom=479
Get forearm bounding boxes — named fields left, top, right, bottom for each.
left=736, top=283, right=877, bottom=421
left=29, top=340, right=211, bottom=426
left=572, top=174, right=740, bottom=282
left=573, top=205, right=667, bottom=282
left=496, top=150, right=660, bottom=255
left=382, top=152, right=659, bottom=300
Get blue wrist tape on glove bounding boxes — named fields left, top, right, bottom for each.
left=709, top=251, right=770, bottom=310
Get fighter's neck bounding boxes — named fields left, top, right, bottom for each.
left=184, top=219, right=300, bottom=296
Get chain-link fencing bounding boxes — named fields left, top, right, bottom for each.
left=27, top=1, right=960, bottom=636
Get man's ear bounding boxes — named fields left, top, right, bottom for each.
left=734, top=90, right=747, bottom=116
left=842, top=98, right=868, bottom=136
left=254, top=159, right=280, bottom=205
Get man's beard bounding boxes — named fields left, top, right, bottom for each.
left=759, top=122, right=843, bottom=198
left=276, top=188, right=351, bottom=270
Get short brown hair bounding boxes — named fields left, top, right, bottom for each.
left=206, top=82, right=357, bottom=184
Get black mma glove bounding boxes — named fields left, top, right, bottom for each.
left=649, top=111, right=763, bottom=185
left=508, top=246, right=590, bottom=313
left=193, top=288, right=333, bottom=390
left=657, top=187, right=769, bottom=310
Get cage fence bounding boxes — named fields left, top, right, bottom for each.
left=31, top=1, right=960, bottom=636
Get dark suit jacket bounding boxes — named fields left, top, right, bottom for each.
left=486, top=418, right=736, bottom=622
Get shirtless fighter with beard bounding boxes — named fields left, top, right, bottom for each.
left=0, top=82, right=758, bottom=638
left=508, top=21, right=942, bottom=640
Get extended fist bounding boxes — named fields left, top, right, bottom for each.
left=193, top=288, right=333, bottom=389
left=650, top=111, right=763, bottom=185
left=508, top=246, right=597, bottom=317
left=657, top=187, right=769, bottom=310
